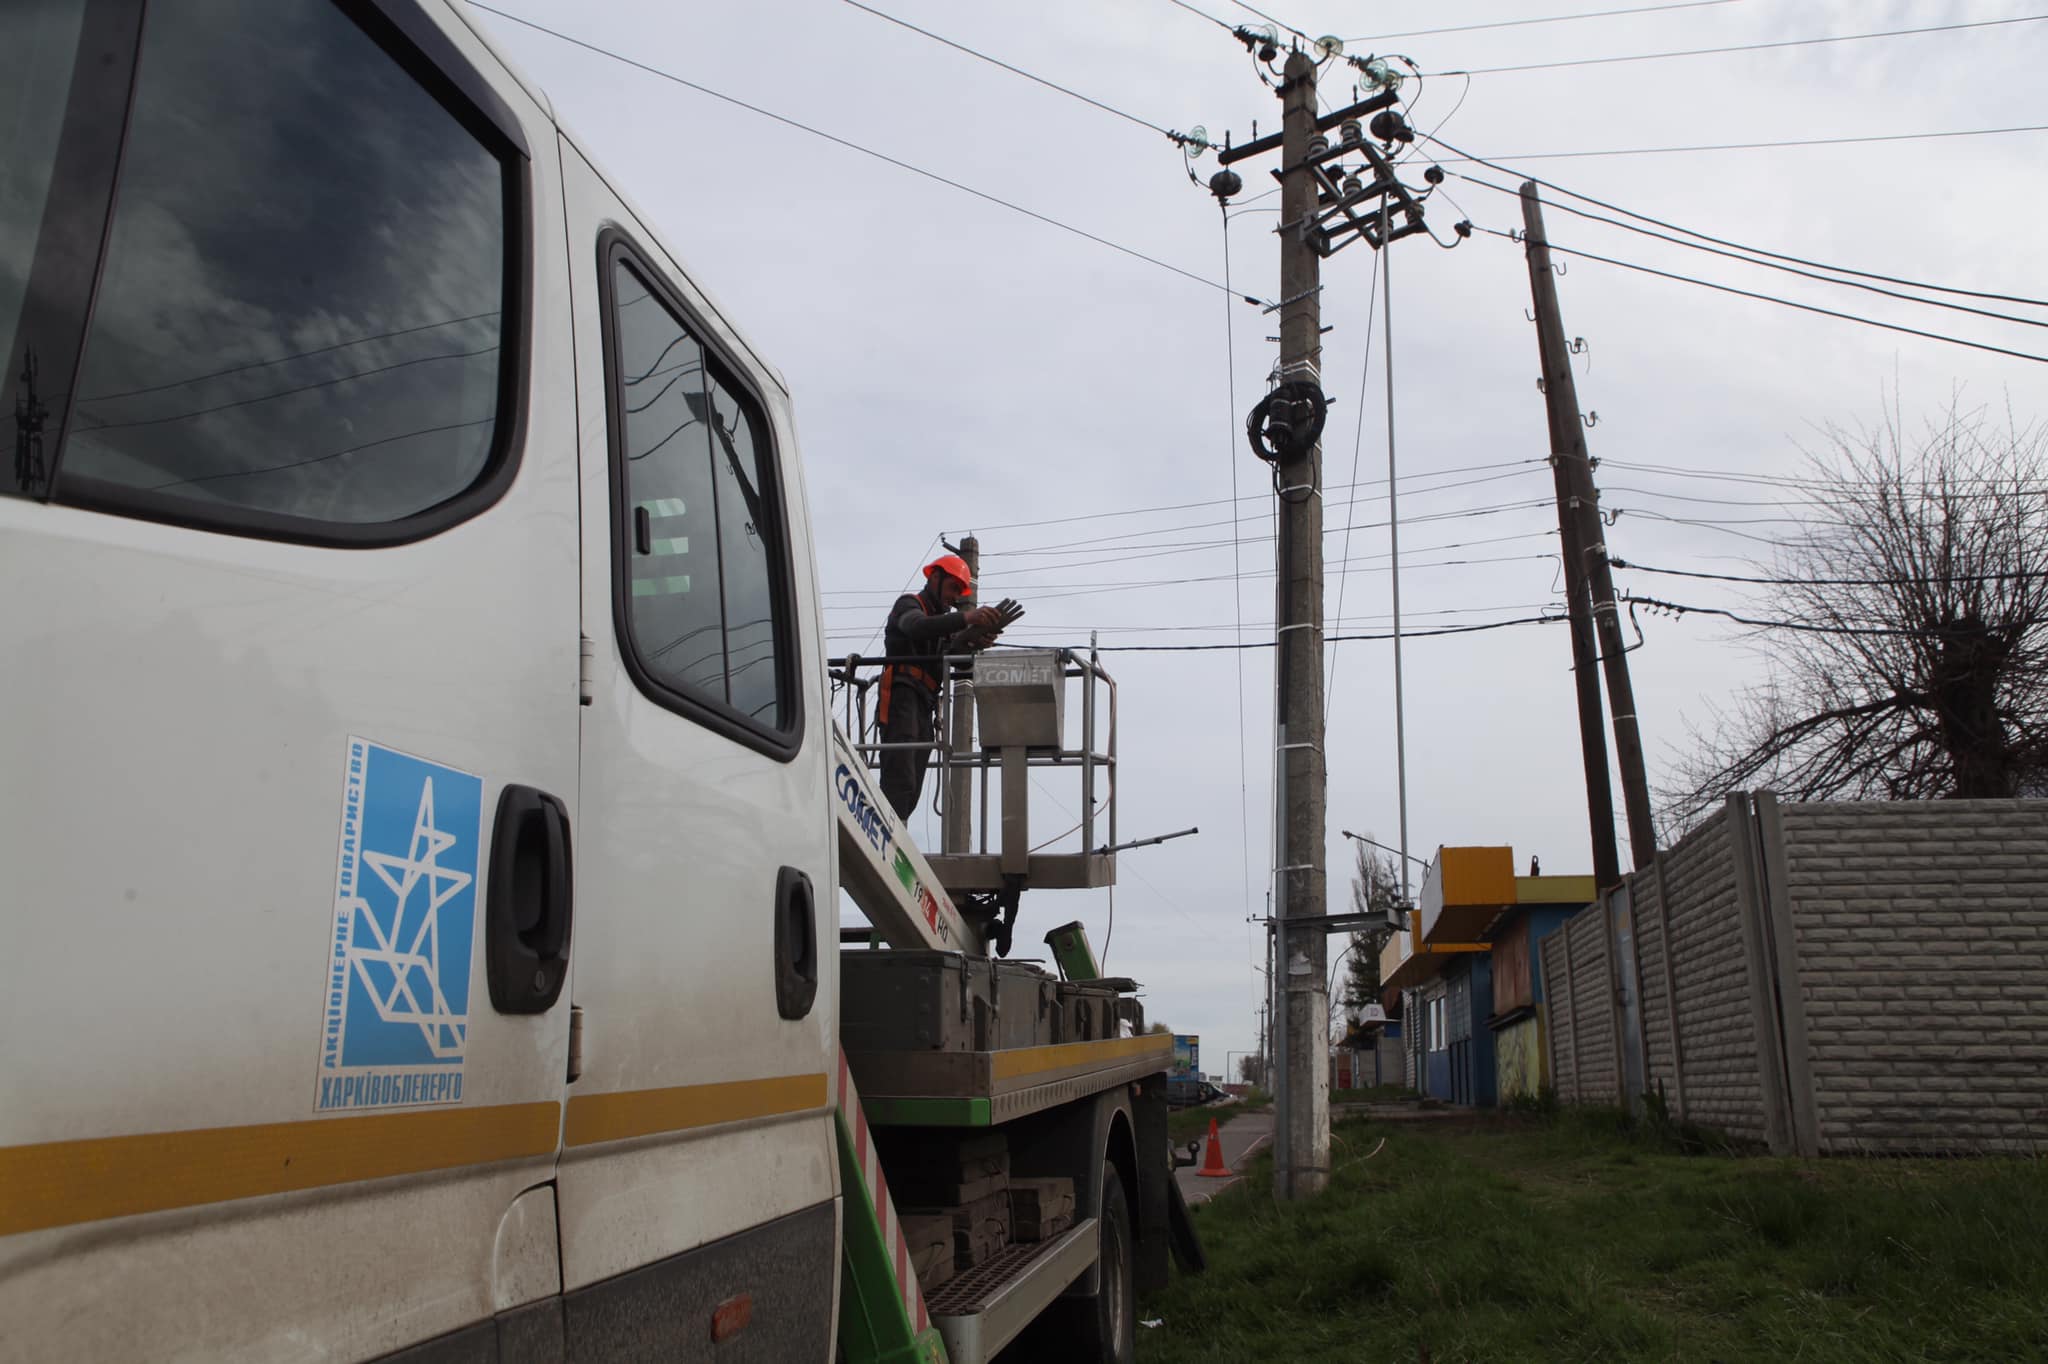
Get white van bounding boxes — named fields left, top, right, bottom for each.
left=4, top=0, right=846, bottom=1356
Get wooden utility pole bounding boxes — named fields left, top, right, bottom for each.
left=942, top=534, right=979, bottom=855
left=1272, top=48, right=1330, bottom=1200
left=1520, top=185, right=1657, bottom=872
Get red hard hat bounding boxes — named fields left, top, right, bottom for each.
left=923, top=554, right=973, bottom=590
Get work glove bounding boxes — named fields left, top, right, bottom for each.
left=991, top=598, right=1026, bottom=629
left=964, top=605, right=1002, bottom=631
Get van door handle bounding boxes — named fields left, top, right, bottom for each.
left=773, top=866, right=818, bottom=1020
left=486, top=785, right=574, bottom=1014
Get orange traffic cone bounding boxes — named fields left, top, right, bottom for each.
left=1196, top=1118, right=1231, bottom=1178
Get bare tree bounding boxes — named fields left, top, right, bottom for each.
left=1334, top=837, right=1403, bottom=1030
left=1666, top=399, right=2048, bottom=826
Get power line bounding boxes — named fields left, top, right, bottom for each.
left=823, top=552, right=1564, bottom=614
left=1431, top=123, right=2048, bottom=165
left=820, top=531, right=1561, bottom=599
left=1431, top=134, right=2048, bottom=308
left=1625, top=592, right=1993, bottom=638
left=1444, top=14, right=2048, bottom=77
left=1474, top=227, right=2048, bottom=366
left=1606, top=505, right=1813, bottom=548
left=840, top=1, right=1174, bottom=138
left=1328, top=214, right=1385, bottom=706
left=464, top=2, right=1251, bottom=300
left=981, top=497, right=1557, bottom=562
left=976, top=478, right=1545, bottom=555
left=1162, top=0, right=1241, bottom=34
left=1037, top=613, right=1563, bottom=652
left=1601, top=457, right=2048, bottom=495
left=1218, top=201, right=1255, bottom=953
left=1226, top=0, right=1310, bottom=43
left=1455, top=172, right=2048, bottom=332
left=1611, top=557, right=2048, bottom=589
left=966, top=458, right=1542, bottom=533
left=1348, top=0, right=1741, bottom=43
left=824, top=602, right=1565, bottom=638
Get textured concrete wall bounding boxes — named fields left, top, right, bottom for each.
left=1776, top=799, right=2048, bottom=1154
left=1542, top=909, right=1617, bottom=1105
left=1659, top=809, right=1774, bottom=1143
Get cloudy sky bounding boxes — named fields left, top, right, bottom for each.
left=467, top=0, right=2046, bottom=1068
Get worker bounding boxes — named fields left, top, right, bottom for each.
left=878, top=553, right=1001, bottom=820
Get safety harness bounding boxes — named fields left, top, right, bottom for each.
left=878, top=595, right=941, bottom=722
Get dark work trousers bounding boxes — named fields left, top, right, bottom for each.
left=880, top=680, right=938, bottom=820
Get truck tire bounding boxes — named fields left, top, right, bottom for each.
left=1076, top=1159, right=1136, bottom=1364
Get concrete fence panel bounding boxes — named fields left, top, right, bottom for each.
left=1775, top=799, right=2048, bottom=1154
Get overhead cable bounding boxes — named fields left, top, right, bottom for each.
left=1025, top=614, right=1563, bottom=652
left=464, top=3, right=1251, bottom=300
left=1475, top=227, right=2048, bottom=366
left=1328, top=212, right=1385, bottom=706
left=1432, top=134, right=2048, bottom=307
left=1442, top=14, right=2048, bottom=77
left=1348, top=0, right=1740, bottom=43
left=1611, top=557, right=2048, bottom=588
left=1226, top=0, right=1311, bottom=42
left=1162, top=0, right=1241, bottom=34
left=820, top=530, right=1560, bottom=598
left=1601, top=457, right=2048, bottom=495
left=1456, top=173, right=2048, bottom=331
left=840, top=1, right=1174, bottom=138
left=966, top=458, right=1542, bottom=533
left=1217, top=199, right=1255, bottom=933
left=1626, top=593, right=1994, bottom=638
left=1432, top=124, right=2048, bottom=165
left=975, top=478, right=1545, bottom=554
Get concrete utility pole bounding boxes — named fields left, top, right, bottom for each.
left=942, top=534, right=979, bottom=855
left=1273, top=47, right=1330, bottom=1200
left=1519, top=186, right=1657, bottom=873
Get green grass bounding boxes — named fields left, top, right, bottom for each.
left=1139, top=1108, right=2048, bottom=1363
left=1331, top=1085, right=1421, bottom=1104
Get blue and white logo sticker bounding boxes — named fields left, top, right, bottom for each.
left=317, top=737, right=485, bottom=1112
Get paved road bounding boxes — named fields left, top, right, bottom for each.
left=1173, top=1109, right=1274, bottom=1206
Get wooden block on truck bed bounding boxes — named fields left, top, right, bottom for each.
left=1009, top=1176, right=1076, bottom=1242
left=875, top=1129, right=1010, bottom=1206
left=954, top=1214, right=1007, bottom=1270
left=902, top=1188, right=1012, bottom=1271
left=903, top=1213, right=958, bottom=1292
left=1014, top=1208, right=1073, bottom=1241
left=902, top=1169, right=1008, bottom=1206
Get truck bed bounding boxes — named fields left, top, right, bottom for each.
left=849, top=1033, right=1173, bottom=1127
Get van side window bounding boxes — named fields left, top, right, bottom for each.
left=606, top=255, right=798, bottom=747
left=5, top=0, right=521, bottom=539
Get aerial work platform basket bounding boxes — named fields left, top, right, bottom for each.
left=831, top=644, right=1120, bottom=954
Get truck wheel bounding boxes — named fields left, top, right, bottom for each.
left=1007, top=1160, right=1135, bottom=1364
left=1077, top=1159, right=1136, bottom=1364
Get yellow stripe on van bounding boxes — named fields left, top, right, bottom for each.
left=990, top=1034, right=1173, bottom=1083
left=564, top=1073, right=828, bottom=1148
left=0, top=1102, right=561, bottom=1237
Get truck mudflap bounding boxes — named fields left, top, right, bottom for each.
left=834, top=1051, right=948, bottom=1364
